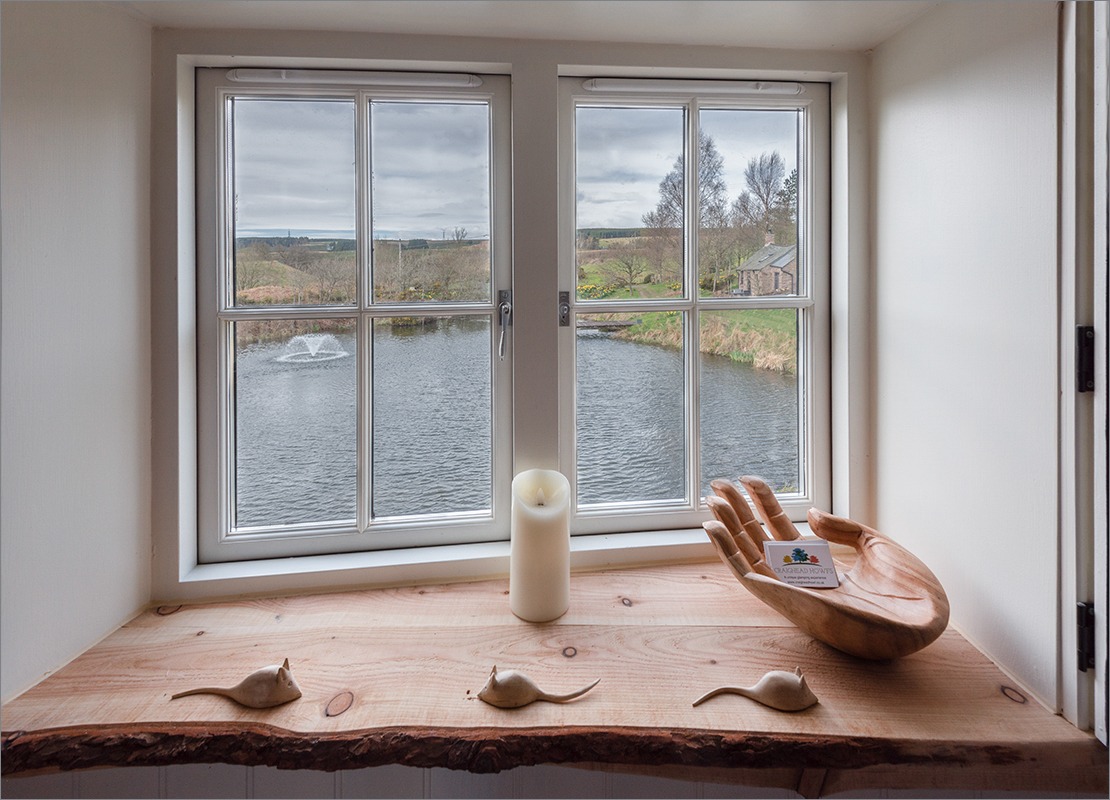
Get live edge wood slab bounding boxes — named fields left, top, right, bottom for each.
left=2, top=560, right=1106, bottom=798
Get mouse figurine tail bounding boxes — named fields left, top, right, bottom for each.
left=171, top=687, right=231, bottom=701
left=537, top=678, right=601, bottom=704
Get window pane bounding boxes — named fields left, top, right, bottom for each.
left=575, top=107, right=684, bottom=301
left=372, top=102, right=492, bottom=303
left=697, top=109, right=799, bottom=298
left=699, top=310, right=800, bottom=497
left=234, top=320, right=357, bottom=528
left=372, top=316, right=492, bottom=518
left=576, top=312, right=686, bottom=505
left=231, top=98, right=357, bottom=306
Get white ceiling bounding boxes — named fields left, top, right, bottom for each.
left=110, top=0, right=939, bottom=51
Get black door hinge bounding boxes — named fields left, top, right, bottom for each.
left=1076, top=326, right=1095, bottom=392
left=1077, top=601, right=1095, bottom=672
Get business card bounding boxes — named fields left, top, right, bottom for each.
left=763, top=540, right=840, bottom=588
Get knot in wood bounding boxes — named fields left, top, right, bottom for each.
left=325, top=691, right=355, bottom=717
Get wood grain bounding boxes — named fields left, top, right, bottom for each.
left=1, top=562, right=1104, bottom=798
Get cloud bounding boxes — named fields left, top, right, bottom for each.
left=233, top=97, right=492, bottom=240
left=230, top=97, right=799, bottom=239
left=233, top=98, right=357, bottom=236
left=576, top=106, right=683, bottom=228
left=372, top=102, right=491, bottom=239
left=575, top=106, right=798, bottom=229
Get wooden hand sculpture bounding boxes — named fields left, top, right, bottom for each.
left=704, top=476, right=949, bottom=660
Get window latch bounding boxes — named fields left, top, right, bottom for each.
left=558, top=291, right=571, bottom=327
left=498, top=290, right=512, bottom=360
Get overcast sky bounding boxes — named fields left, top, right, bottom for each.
left=576, top=106, right=798, bottom=229
left=233, top=98, right=490, bottom=240
left=233, top=98, right=797, bottom=239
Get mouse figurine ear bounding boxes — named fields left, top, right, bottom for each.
left=276, top=658, right=291, bottom=681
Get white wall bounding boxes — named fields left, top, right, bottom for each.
left=0, top=0, right=153, bottom=701
left=869, top=2, right=1060, bottom=704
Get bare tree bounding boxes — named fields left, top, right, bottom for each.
left=234, top=242, right=272, bottom=294
left=643, top=130, right=730, bottom=291
left=600, top=241, right=649, bottom=297
left=742, top=152, right=786, bottom=224
left=304, top=255, right=356, bottom=303
left=643, top=129, right=728, bottom=231
left=730, top=152, right=794, bottom=255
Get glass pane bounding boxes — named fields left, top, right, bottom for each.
left=372, top=102, right=491, bottom=303
left=372, top=316, right=492, bottom=517
left=233, top=320, right=357, bottom=528
left=697, top=109, right=799, bottom=297
left=576, top=312, right=686, bottom=505
left=699, top=310, right=800, bottom=498
left=575, top=106, right=684, bottom=301
left=231, top=98, right=357, bottom=306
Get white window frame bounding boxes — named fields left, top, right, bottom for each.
left=152, top=35, right=870, bottom=602
left=195, top=69, right=514, bottom=563
left=557, top=78, right=831, bottom=535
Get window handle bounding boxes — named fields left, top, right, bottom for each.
left=498, top=290, right=512, bottom=361
left=558, top=291, right=571, bottom=327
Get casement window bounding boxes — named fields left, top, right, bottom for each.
left=195, top=68, right=828, bottom=564
left=558, top=78, right=830, bottom=535
left=196, top=69, right=513, bottom=562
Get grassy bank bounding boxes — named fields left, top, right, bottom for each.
left=618, top=309, right=796, bottom=374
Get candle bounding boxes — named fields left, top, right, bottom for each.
left=509, top=469, right=571, bottom=622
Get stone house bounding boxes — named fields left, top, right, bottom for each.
left=734, top=240, right=797, bottom=296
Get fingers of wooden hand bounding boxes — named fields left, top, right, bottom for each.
left=703, top=521, right=752, bottom=578
left=703, top=518, right=778, bottom=581
left=739, top=475, right=801, bottom=541
left=806, top=508, right=865, bottom=548
left=709, top=479, right=770, bottom=544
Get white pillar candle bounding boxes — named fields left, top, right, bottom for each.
left=509, top=469, right=571, bottom=622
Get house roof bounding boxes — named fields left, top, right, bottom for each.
left=738, top=243, right=797, bottom=272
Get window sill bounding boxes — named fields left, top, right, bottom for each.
left=2, top=560, right=1104, bottom=797
left=175, top=526, right=803, bottom=601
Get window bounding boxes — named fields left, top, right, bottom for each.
left=196, top=69, right=513, bottom=562
left=195, top=69, right=828, bottom=564
left=558, top=78, right=830, bottom=535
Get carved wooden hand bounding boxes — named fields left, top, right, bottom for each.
left=704, top=476, right=950, bottom=660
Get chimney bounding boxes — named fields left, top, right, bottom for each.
left=764, top=227, right=775, bottom=246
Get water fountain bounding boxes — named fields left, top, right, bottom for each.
left=276, top=333, right=349, bottom=363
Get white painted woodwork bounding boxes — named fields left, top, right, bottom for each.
left=869, top=3, right=1062, bottom=707
left=147, top=25, right=867, bottom=601
left=0, top=0, right=152, bottom=701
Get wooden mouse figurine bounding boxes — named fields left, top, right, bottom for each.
left=693, top=666, right=819, bottom=712
left=171, top=658, right=302, bottom=709
left=478, top=665, right=599, bottom=709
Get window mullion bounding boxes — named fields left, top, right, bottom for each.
left=686, top=100, right=701, bottom=511
left=357, top=92, right=372, bottom=532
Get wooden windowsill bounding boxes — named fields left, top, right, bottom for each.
left=2, top=559, right=1106, bottom=798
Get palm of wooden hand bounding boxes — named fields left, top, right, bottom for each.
left=704, top=476, right=950, bottom=660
